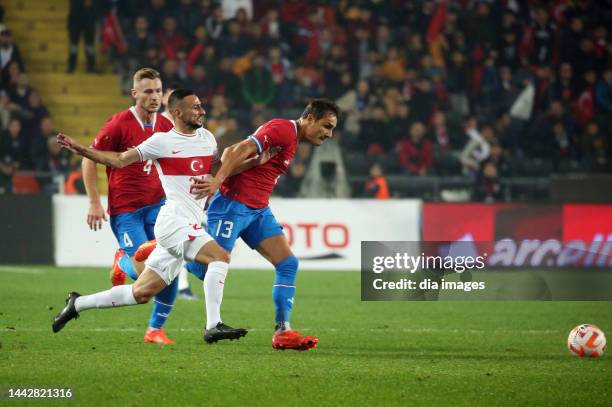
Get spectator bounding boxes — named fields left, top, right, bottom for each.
left=410, top=77, right=436, bottom=123
left=204, top=4, right=225, bottom=41
left=47, top=137, right=74, bottom=175
left=460, top=118, right=492, bottom=175
left=0, top=91, right=19, bottom=129
left=0, top=118, right=28, bottom=170
left=222, top=1, right=253, bottom=21
left=241, top=53, right=275, bottom=109
left=595, top=68, right=611, bottom=113
left=580, top=122, right=608, bottom=172
left=397, top=122, right=433, bottom=176
left=359, top=105, right=391, bottom=154
left=365, top=163, right=390, bottom=199
left=218, top=20, right=248, bottom=59
left=574, top=70, right=597, bottom=125
left=157, top=16, right=187, bottom=60
left=21, top=90, right=49, bottom=138
left=186, top=65, right=212, bottom=102
left=29, top=116, right=55, bottom=172
left=67, top=0, right=100, bottom=73
left=125, top=16, right=157, bottom=73
left=0, top=28, right=23, bottom=74
left=175, top=0, right=199, bottom=36
left=8, top=73, right=32, bottom=109
left=473, top=161, right=502, bottom=202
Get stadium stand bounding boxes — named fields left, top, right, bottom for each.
left=0, top=0, right=610, bottom=202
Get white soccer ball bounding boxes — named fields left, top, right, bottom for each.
left=567, top=324, right=607, bottom=358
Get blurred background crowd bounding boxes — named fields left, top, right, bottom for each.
left=1, top=0, right=611, bottom=201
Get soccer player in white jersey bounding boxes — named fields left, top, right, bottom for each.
left=52, top=89, right=247, bottom=343
left=158, top=83, right=198, bottom=301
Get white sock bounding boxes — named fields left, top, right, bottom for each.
left=178, top=267, right=190, bottom=291
left=203, top=261, right=229, bottom=329
left=74, top=285, right=137, bottom=312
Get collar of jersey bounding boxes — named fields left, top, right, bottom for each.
left=172, top=127, right=197, bottom=137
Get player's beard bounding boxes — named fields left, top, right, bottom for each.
left=185, top=115, right=204, bottom=130
left=185, top=118, right=202, bottom=130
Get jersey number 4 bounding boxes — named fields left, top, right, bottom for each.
left=143, top=160, right=153, bottom=175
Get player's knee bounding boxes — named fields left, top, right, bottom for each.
left=211, top=249, right=231, bottom=264
left=132, top=285, right=154, bottom=304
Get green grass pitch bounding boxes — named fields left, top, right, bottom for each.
left=1, top=266, right=611, bottom=406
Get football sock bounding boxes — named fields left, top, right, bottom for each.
left=178, top=267, right=190, bottom=291
left=185, top=261, right=206, bottom=281
left=272, top=256, right=298, bottom=330
left=74, top=285, right=137, bottom=312
left=118, top=254, right=139, bottom=280
left=148, top=278, right=178, bottom=329
left=203, top=261, right=228, bottom=329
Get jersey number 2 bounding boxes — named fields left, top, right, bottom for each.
left=215, top=220, right=234, bottom=238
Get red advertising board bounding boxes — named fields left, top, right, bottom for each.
left=422, top=203, right=612, bottom=268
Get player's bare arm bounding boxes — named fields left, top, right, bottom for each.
left=57, top=133, right=141, bottom=168
left=192, top=139, right=259, bottom=197
left=222, top=145, right=281, bottom=175
left=82, top=158, right=107, bottom=231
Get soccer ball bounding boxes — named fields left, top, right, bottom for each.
left=567, top=324, right=607, bottom=358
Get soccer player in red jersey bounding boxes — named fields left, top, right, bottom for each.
left=194, top=99, right=339, bottom=350
left=80, top=68, right=180, bottom=344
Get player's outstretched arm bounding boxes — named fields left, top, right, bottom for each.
left=57, top=133, right=140, bottom=169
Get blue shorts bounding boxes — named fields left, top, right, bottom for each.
left=206, top=192, right=283, bottom=252
left=109, top=199, right=164, bottom=257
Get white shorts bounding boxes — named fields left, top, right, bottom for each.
left=145, top=213, right=214, bottom=285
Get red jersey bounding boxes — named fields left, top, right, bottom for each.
left=91, top=107, right=173, bottom=215
left=220, top=119, right=298, bottom=208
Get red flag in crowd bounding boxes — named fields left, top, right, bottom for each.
left=100, top=11, right=127, bottom=55
left=426, top=0, right=447, bottom=44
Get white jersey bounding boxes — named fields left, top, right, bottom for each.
left=136, top=127, right=218, bottom=226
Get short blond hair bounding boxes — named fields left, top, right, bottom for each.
left=133, top=67, right=160, bottom=85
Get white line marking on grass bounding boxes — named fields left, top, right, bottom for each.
left=0, top=266, right=45, bottom=274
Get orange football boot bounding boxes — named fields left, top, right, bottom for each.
left=134, top=240, right=157, bottom=262
left=110, top=249, right=127, bottom=286
left=144, top=328, right=176, bottom=345
left=272, top=330, right=318, bottom=351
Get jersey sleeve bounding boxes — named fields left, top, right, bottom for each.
left=91, top=116, right=121, bottom=151
left=248, top=121, right=293, bottom=154
left=136, top=132, right=165, bottom=161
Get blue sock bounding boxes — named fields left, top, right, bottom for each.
left=118, top=255, right=138, bottom=280
left=185, top=261, right=206, bottom=281
left=148, top=278, right=178, bottom=329
left=272, top=256, right=298, bottom=327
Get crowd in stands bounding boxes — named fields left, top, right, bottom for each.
left=0, top=6, right=82, bottom=195
left=106, top=0, right=611, bottom=201
left=3, top=1, right=612, bottom=201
